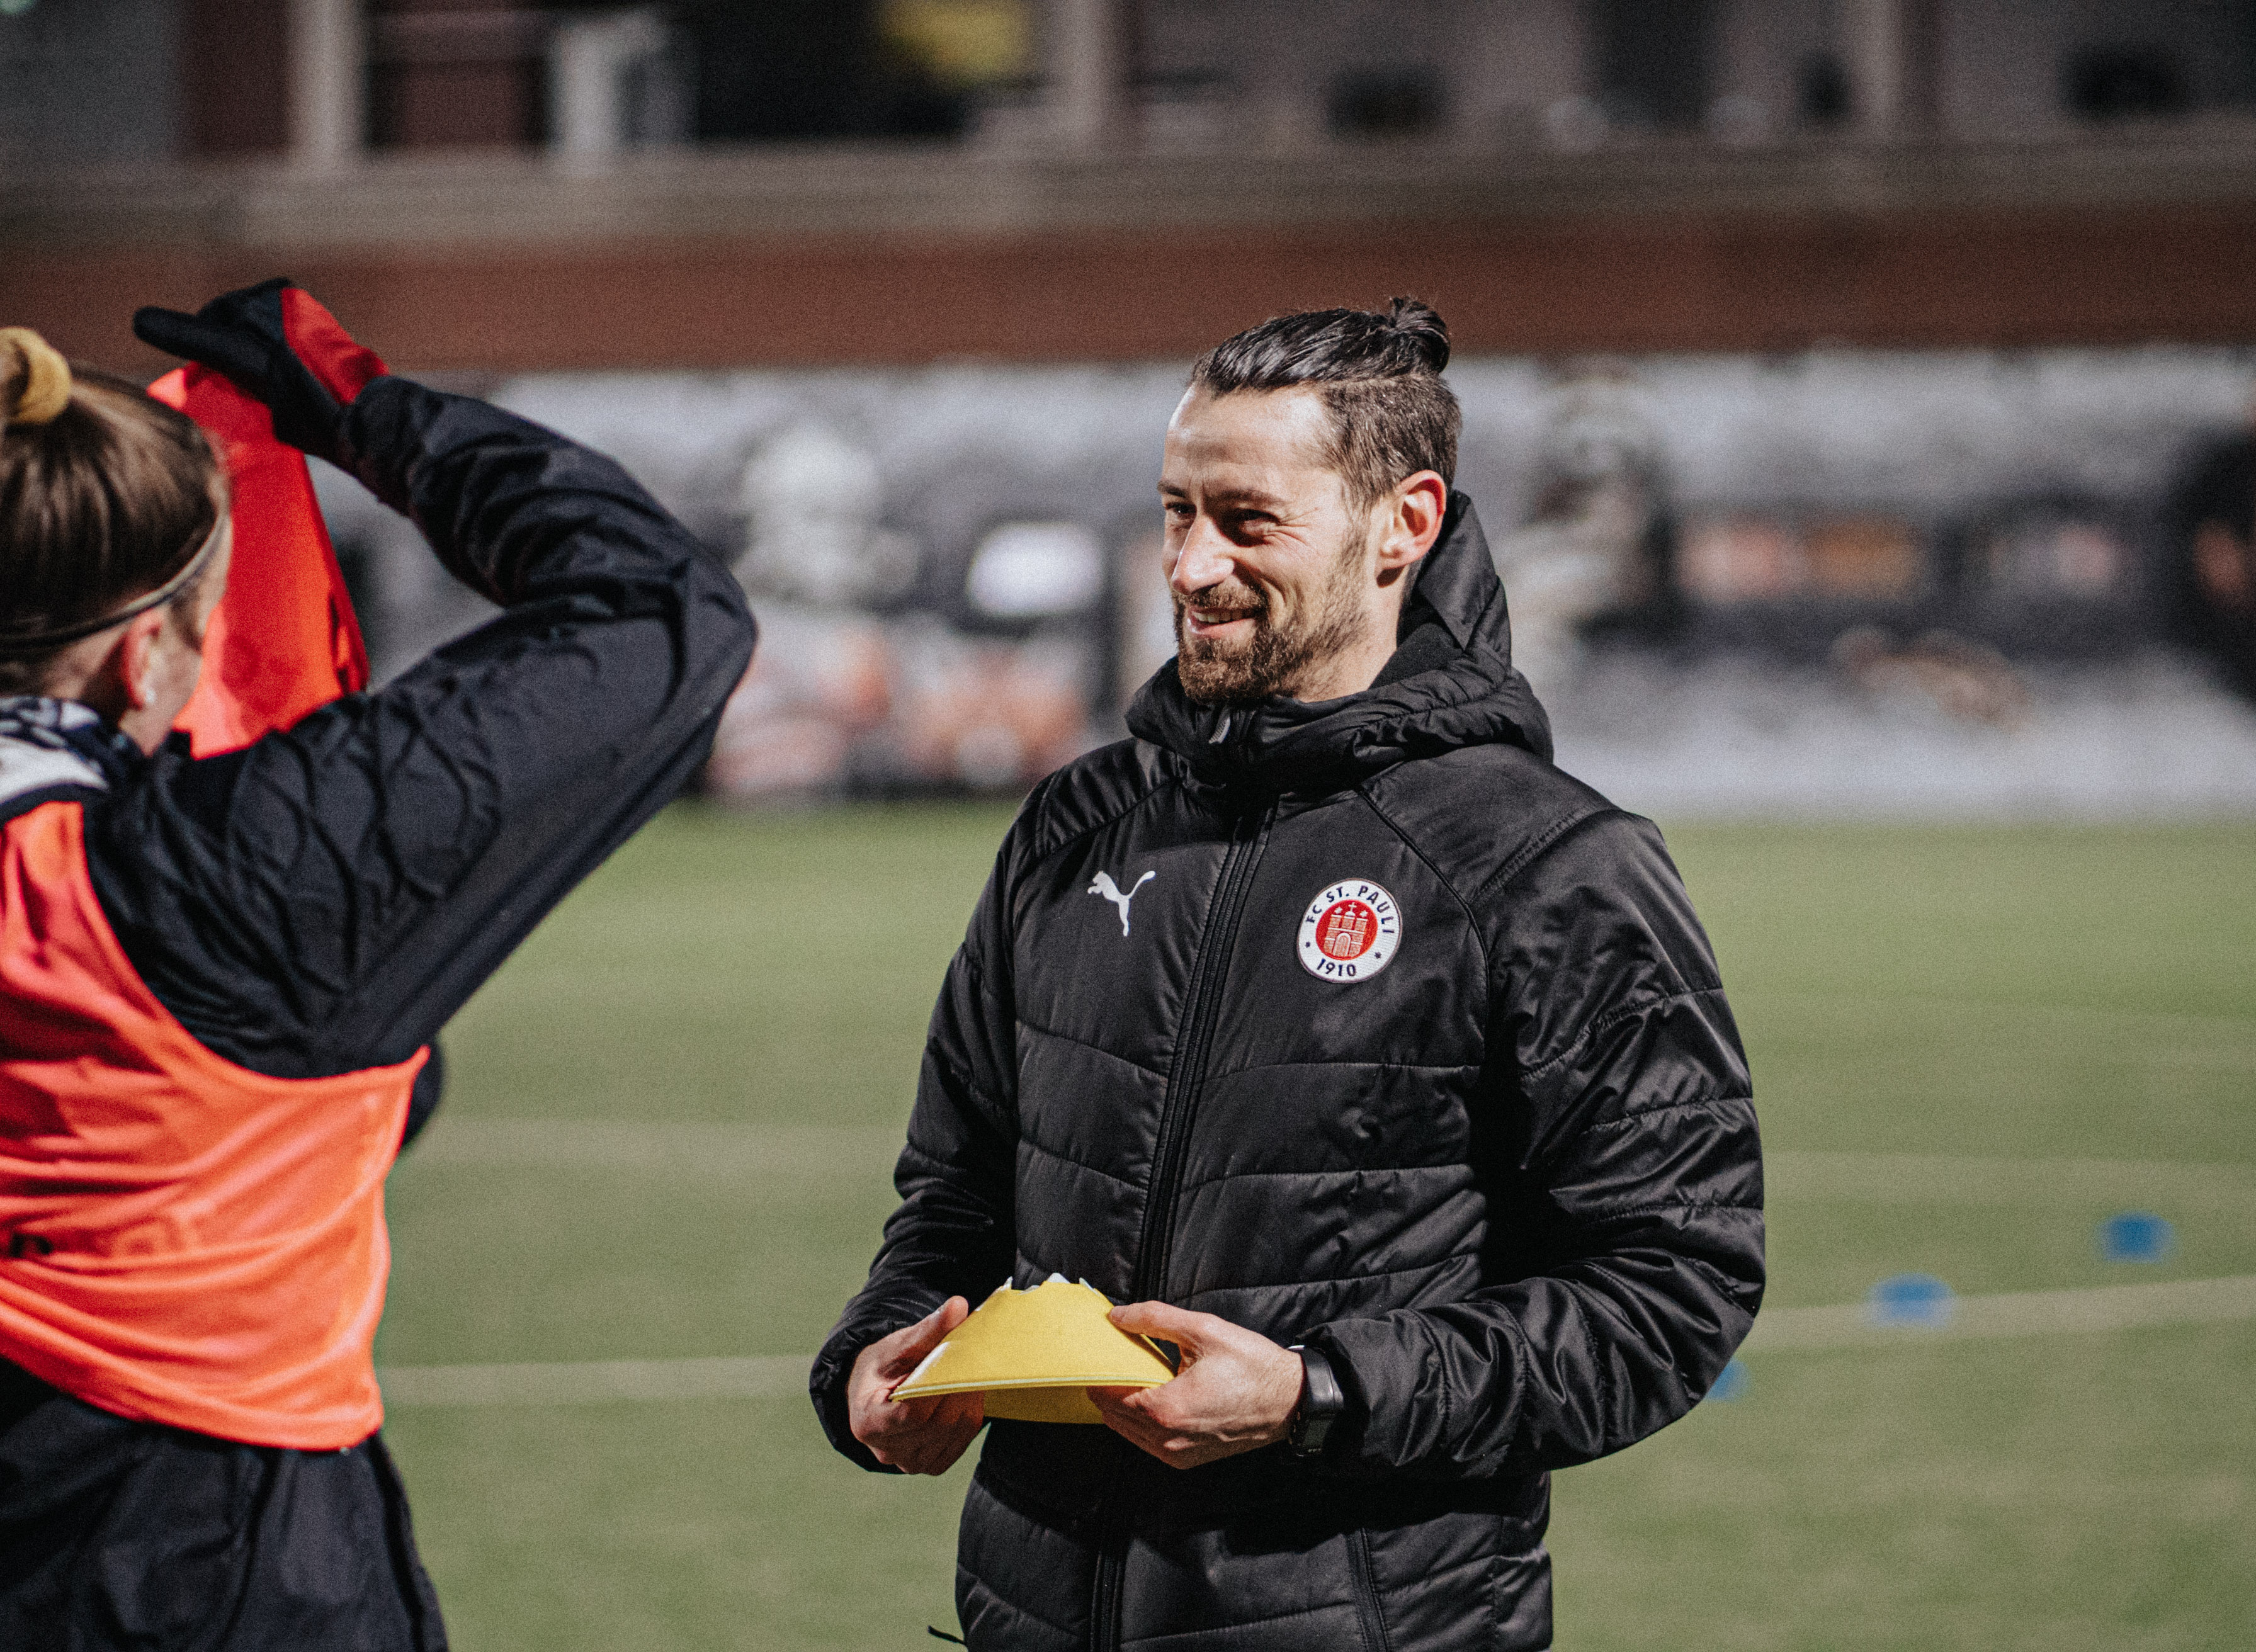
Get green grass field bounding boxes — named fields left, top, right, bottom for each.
left=378, top=806, right=2256, bottom=1651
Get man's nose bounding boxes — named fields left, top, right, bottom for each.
left=1169, top=518, right=1235, bottom=596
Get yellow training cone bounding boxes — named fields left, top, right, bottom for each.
left=890, top=1276, right=1176, bottom=1425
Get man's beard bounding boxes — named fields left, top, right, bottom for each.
left=1174, top=531, right=1370, bottom=705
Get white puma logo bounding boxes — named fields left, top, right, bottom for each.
left=1088, top=870, right=1156, bottom=937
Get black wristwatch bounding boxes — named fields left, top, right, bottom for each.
left=1286, top=1345, right=1346, bottom=1457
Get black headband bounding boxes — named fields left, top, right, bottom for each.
left=0, top=514, right=227, bottom=658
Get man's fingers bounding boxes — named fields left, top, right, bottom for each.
left=1092, top=1384, right=1184, bottom=1459
left=1108, top=1299, right=1208, bottom=1347
left=881, top=1294, right=970, bottom=1381
left=1096, top=1403, right=1206, bottom=1469
left=854, top=1381, right=985, bottom=1472
left=847, top=1298, right=978, bottom=1458
left=871, top=1390, right=984, bottom=1475
left=933, top=1389, right=983, bottom=1435
left=871, top=1296, right=970, bottom=1382
left=1089, top=1385, right=1157, bottom=1431
left=880, top=1387, right=982, bottom=1435
left=1094, top=1381, right=1171, bottom=1417
left=1093, top=1393, right=1159, bottom=1442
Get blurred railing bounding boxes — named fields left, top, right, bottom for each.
left=8, top=121, right=2256, bottom=248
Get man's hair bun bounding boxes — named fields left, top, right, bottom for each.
left=1193, top=298, right=1453, bottom=397
left=1384, top=297, right=1450, bottom=374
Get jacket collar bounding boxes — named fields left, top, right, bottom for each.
left=0, top=696, right=143, bottom=794
left=1124, top=492, right=1552, bottom=798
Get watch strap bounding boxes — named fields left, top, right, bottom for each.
left=1286, top=1344, right=1346, bottom=1457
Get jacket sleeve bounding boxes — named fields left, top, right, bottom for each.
left=1303, top=810, right=1764, bottom=1478
left=85, top=376, right=757, bottom=1078
left=808, top=800, right=1031, bottom=1471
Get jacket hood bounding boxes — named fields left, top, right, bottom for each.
left=1125, top=492, right=1552, bottom=795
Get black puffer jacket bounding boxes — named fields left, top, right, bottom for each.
left=813, top=495, right=1763, bottom=1652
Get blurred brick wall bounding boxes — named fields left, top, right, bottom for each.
left=9, top=203, right=2256, bottom=377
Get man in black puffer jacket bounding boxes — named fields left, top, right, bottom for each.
left=812, top=300, right=1763, bottom=1651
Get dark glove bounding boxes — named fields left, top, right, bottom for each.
left=133, top=278, right=388, bottom=469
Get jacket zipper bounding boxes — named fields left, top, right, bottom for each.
left=1347, top=1529, right=1395, bottom=1652
left=1130, top=803, right=1268, bottom=1302
left=1092, top=803, right=1271, bottom=1652
left=1091, top=1524, right=1126, bottom=1652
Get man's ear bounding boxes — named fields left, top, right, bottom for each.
left=1376, top=472, right=1449, bottom=573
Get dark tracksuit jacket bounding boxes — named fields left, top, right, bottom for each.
left=0, top=377, right=755, bottom=1650
left=813, top=495, right=1764, bottom=1651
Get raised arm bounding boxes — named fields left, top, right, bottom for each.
left=86, top=282, right=757, bottom=1078
left=1304, top=811, right=1766, bottom=1478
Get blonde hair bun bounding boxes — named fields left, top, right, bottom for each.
left=0, top=327, right=74, bottom=426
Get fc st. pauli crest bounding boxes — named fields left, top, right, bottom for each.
left=1296, top=879, right=1402, bottom=982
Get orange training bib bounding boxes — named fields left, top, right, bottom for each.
left=0, top=800, right=421, bottom=1449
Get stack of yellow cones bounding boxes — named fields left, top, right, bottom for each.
left=890, top=1276, right=1176, bottom=1425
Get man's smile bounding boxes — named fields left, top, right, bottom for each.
left=1182, top=603, right=1264, bottom=638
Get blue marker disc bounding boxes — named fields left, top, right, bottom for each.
left=1868, top=1273, right=1955, bottom=1328
left=1704, top=1359, right=1750, bottom=1403
left=2099, top=1211, right=2174, bottom=1264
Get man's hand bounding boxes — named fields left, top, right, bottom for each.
left=847, top=1297, right=985, bottom=1476
left=1092, top=1302, right=1303, bottom=1470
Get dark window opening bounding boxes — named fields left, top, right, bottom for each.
left=1327, top=67, right=1443, bottom=137
left=1593, top=0, right=1713, bottom=131
left=681, top=0, right=966, bottom=143
left=2063, top=45, right=2191, bottom=122
left=1138, top=67, right=1232, bottom=105
left=1798, top=50, right=1851, bottom=129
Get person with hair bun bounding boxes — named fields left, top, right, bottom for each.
left=0, top=328, right=234, bottom=710
left=0, top=285, right=755, bottom=1649
left=817, top=299, right=1762, bottom=1651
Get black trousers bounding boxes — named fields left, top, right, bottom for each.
left=0, top=1360, right=446, bottom=1651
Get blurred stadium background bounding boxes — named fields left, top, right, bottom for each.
left=5, top=2, right=2256, bottom=1646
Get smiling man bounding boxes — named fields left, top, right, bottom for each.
left=813, top=300, right=1764, bottom=1651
